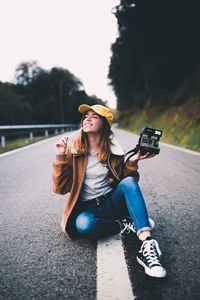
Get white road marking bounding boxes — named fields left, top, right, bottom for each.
left=1, top=129, right=199, bottom=158
left=116, top=128, right=200, bottom=156
left=97, top=235, right=135, bottom=300
left=160, top=141, right=200, bottom=156
left=0, top=137, right=55, bottom=158
left=0, top=133, right=73, bottom=158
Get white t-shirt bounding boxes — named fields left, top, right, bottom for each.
left=79, top=152, right=113, bottom=201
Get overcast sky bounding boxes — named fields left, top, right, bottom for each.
left=0, top=0, right=120, bottom=108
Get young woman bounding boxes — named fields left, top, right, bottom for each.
left=52, top=104, right=166, bottom=278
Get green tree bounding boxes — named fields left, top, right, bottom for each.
left=15, top=61, right=42, bottom=85
left=0, top=82, right=31, bottom=125
left=109, top=0, right=200, bottom=110
left=12, top=62, right=106, bottom=124
left=0, top=62, right=106, bottom=125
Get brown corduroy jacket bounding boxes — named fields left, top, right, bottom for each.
left=52, top=137, right=140, bottom=239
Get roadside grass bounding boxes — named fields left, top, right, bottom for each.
left=1, top=107, right=199, bottom=154
left=119, top=107, right=200, bottom=152
left=0, top=136, right=52, bottom=154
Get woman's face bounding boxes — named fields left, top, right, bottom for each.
left=82, top=110, right=103, bottom=134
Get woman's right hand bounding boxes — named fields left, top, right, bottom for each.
left=54, top=136, right=68, bottom=155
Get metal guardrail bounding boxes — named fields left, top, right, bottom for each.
left=0, top=124, right=79, bottom=148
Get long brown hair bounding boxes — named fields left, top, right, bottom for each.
left=71, top=114, right=113, bottom=162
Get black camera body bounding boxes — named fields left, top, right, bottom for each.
left=137, top=127, right=162, bottom=155
left=124, top=127, right=163, bottom=165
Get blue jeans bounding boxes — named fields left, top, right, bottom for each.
left=75, top=177, right=151, bottom=239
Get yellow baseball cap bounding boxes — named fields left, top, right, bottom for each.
left=78, top=104, right=113, bottom=127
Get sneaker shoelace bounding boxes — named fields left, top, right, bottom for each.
left=141, top=239, right=162, bottom=267
left=119, top=220, right=136, bottom=236
left=119, top=218, right=155, bottom=237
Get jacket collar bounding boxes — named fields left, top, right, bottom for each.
left=110, top=137, right=125, bottom=155
left=69, top=136, right=124, bottom=156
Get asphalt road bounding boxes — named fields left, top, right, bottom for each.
left=0, top=128, right=200, bottom=300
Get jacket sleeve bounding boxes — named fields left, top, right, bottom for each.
left=123, top=159, right=140, bottom=181
left=52, top=152, right=73, bottom=195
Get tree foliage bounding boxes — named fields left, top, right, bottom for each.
left=108, top=0, right=200, bottom=110
left=15, top=61, right=42, bottom=85
left=0, top=62, right=105, bottom=125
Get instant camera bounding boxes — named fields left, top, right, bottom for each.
left=137, top=127, right=162, bottom=155
left=125, top=127, right=162, bottom=163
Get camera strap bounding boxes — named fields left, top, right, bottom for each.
left=124, top=145, right=139, bottom=165
left=123, top=127, right=162, bottom=169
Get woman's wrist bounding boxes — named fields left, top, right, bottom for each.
left=127, top=157, right=139, bottom=165
left=55, top=154, right=67, bottom=162
left=129, top=157, right=138, bottom=162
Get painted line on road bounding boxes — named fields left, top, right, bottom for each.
left=116, top=128, right=200, bottom=156
left=0, top=132, right=75, bottom=159
left=0, top=137, right=55, bottom=158
left=97, top=235, right=135, bottom=300
left=160, top=141, right=200, bottom=156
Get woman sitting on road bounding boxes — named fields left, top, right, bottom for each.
left=52, top=104, right=166, bottom=278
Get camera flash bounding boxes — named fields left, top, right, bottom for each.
left=155, top=130, right=161, bottom=135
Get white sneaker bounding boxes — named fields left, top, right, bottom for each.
left=137, top=238, right=166, bottom=278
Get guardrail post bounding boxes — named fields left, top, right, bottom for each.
left=29, top=132, right=33, bottom=141
left=0, top=124, right=79, bottom=148
left=45, top=130, right=48, bottom=137
left=1, top=136, right=6, bottom=148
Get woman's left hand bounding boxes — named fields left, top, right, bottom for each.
left=129, top=151, right=156, bottom=161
